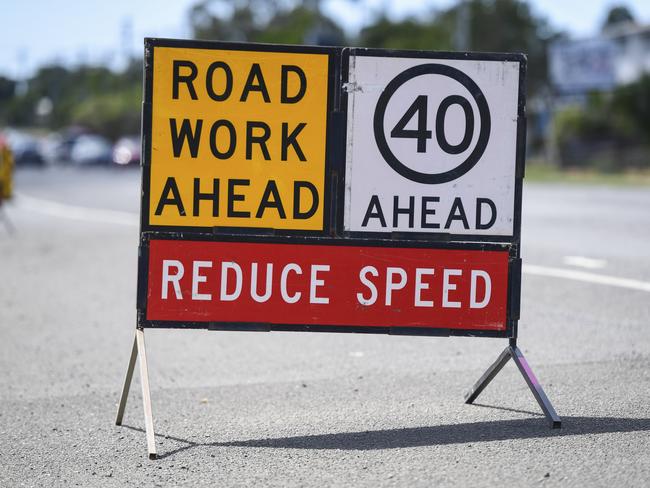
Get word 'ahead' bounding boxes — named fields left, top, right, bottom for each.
left=147, top=46, right=330, bottom=231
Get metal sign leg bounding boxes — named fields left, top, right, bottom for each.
left=510, top=346, right=562, bottom=429
left=115, top=330, right=157, bottom=459
left=464, top=342, right=561, bottom=429
left=115, top=335, right=138, bottom=426
left=464, top=346, right=511, bottom=404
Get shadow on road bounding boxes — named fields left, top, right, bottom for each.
left=471, top=402, right=545, bottom=417
left=120, top=415, right=650, bottom=460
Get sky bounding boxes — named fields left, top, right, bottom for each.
left=2, top=0, right=649, bottom=78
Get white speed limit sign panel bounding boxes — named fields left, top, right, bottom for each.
left=343, top=51, right=525, bottom=238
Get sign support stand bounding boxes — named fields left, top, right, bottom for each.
left=115, top=329, right=157, bottom=459
left=464, top=338, right=561, bottom=428
left=119, top=40, right=559, bottom=458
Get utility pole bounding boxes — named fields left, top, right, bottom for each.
left=454, top=0, right=471, bottom=51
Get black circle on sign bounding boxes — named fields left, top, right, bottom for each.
left=373, top=63, right=491, bottom=184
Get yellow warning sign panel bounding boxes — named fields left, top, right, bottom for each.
left=148, top=44, right=329, bottom=230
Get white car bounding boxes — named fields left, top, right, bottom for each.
left=70, top=134, right=113, bottom=165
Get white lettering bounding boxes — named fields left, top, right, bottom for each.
left=250, top=262, right=273, bottom=303
left=192, top=261, right=212, bottom=300
left=385, top=267, right=407, bottom=306
left=310, top=264, right=330, bottom=304
left=414, top=268, right=435, bottom=307
left=357, top=265, right=379, bottom=305
left=220, top=261, right=242, bottom=301
left=280, top=263, right=302, bottom=303
left=162, top=260, right=184, bottom=300
left=470, top=270, right=491, bottom=308
left=443, top=269, right=462, bottom=308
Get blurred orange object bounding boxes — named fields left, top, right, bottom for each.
left=0, top=133, right=14, bottom=201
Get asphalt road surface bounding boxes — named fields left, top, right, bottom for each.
left=1, top=166, right=649, bottom=487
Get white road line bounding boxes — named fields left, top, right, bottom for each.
left=563, top=255, right=607, bottom=270
left=13, top=192, right=139, bottom=227
left=523, top=264, right=650, bottom=293
left=10, top=193, right=650, bottom=293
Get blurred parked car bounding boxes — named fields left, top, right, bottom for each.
left=70, top=134, right=112, bottom=165
left=44, top=126, right=90, bottom=164
left=4, top=130, right=45, bottom=166
left=112, top=136, right=141, bottom=166
left=13, top=139, right=45, bottom=166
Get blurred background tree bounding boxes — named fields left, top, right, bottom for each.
left=438, top=0, right=557, bottom=97
left=357, top=15, right=451, bottom=51
left=1, top=0, right=557, bottom=140
left=356, top=0, right=557, bottom=97
left=189, top=0, right=345, bottom=45
left=0, top=60, right=142, bottom=140
left=602, top=4, right=636, bottom=31
left=553, top=75, right=650, bottom=170
left=1, top=0, right=648, bottom=174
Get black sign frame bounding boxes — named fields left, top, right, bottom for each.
left=137, top=38, right=527, bottom=340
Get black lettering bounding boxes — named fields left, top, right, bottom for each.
left=206, top=61, right=233, bottom=101
left=393, top=195, right=415, bottom=228
left=256, top=180, right=286, bottom=219
left=281, top=65, right=307, bottom=103
left=444, top=197, right=469, bottom=229
left=293, top=181, right=319, bottom=219
left=436, top=95, right=474, bottom=155
left=240, top=63, right=270, bottom=102
left=193, top=178, right=219, bottom=217
left=155, top=177, right=186, bottom=216
left=209, top=120, right=236, bottom=159
left=361, top=195, right=387, bottom=227
left=246, top=121, right=271, bottom=160
left=170, top=118, right=202, bottom=158
left=476, top=197, right=497, bottom=229
left=172, top=60, right=198, bottom=100
left=227, top=179, right=250, bottom=218
left=281, top=122, right=307, bottom=161
left=421, top=196, right=440, bottom=229
left=391, top=95, right=432, bottom=153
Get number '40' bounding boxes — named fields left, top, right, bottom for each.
left=390, top=95, right=475, bottom=155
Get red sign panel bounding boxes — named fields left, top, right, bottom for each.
left=146, top=239, right=509, bottom=331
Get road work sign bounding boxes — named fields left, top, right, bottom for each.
left=144, top=40, right=331, bottom=231
left=124, top=41, right=563, bottom=463
left=138, top=40, right=525, bottom=337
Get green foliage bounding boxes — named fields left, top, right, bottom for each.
left=189, top=0, right=344, bottom=45
left=355, top=0, right=558, bottom=96
left=0, top=76, right=15, bottom=102
left=553, top=76, right=650, bottom=170
left=254, top=5, right=344, bottom=45
left=611, top=74, right=650, bottom=139
left=440, top=0, right=556, bottom=96
left=358, top=15, right=452, bottom=51
left=0, top=60, right=142, bottom=140
left=0, top=0, right=631, bottom=149
left=602, top=5, right=636, bottom=31
left=189, top=0, right=262, bottom=42
left=71, top=85, right=141, bottom=141
left=189, top=0, right=558, bottom=97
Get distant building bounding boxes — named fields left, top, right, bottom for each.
left=549, top=22, right=650, bottom=97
